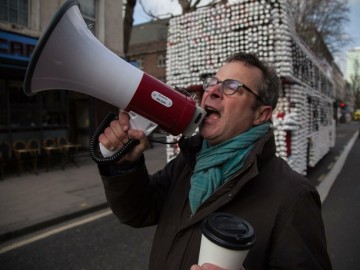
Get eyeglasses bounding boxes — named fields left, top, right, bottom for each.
left=203, top=76, right=264, bottom=103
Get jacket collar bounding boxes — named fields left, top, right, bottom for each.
left=178, top=134, right=203, bottom=169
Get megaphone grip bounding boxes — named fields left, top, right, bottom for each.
left=89, top=112, right=139, bottom=165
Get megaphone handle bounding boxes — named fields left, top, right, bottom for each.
left=89, top=112, right=139, bottom=165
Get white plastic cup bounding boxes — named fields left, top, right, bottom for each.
left=198, top=213, right=256, bottom=270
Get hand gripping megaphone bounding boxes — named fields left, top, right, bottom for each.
left=24, top=0, right=205, bottom=164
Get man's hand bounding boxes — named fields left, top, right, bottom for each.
left=98, top=111, right=150, bottom=162
left=190, top=263, right=225, bottom=270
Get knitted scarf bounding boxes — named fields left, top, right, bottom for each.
left=189, top=122, right=270, bottom=213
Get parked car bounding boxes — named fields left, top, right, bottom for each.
left=354, top=110, right=360, bottom=121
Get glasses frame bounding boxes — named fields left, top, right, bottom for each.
left=203, top=76, right=264, bottom=104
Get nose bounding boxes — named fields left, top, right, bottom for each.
left=206, top=83, right=223, bottom=99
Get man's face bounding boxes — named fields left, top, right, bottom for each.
left=200, top=61, right=264, bottom=145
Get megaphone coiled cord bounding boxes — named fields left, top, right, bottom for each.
left=90, top=112, right=185, bottom=165
left=89, top=112, right=139, bottom=165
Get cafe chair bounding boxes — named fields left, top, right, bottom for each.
left=12, top=140, right=27, bottom=176
left=42, top=137, right=63, bottom=171
left=57, top=136, right=81, bottom=169
left=0, top=142, right=13, bottom=180
left=26, top=138, right=41, bottom=175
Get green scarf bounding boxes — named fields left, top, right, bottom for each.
left=189, top=122, right=270, bottom=214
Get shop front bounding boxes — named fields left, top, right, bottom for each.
left=0, top=30, right=104, bottom=150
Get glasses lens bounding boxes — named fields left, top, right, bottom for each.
left=204, top=77, right=217, bottom=90
left=223, top=80, right=239, bottom=95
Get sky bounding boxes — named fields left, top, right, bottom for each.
left=133, top=0, right=360, bottom=75
left=346, top=0, right=360, bottom=49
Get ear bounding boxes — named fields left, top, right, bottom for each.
left=253, top=105, right=273, bottom=126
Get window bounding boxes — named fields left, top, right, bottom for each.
left=157, top=54, right=166, bottom=68
left=137, top=58, right=144, bottom=70
left=0, top=0, right=29, bottom=26
left=158, top=76, right=166, bottom=83
left=78, top=0, right=96, bottom=34
left=8, top=80, right=40, bottom=128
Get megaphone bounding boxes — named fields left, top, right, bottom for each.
left=24, top=0, right=205, bottom=163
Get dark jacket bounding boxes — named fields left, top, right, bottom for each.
left=99, top=130, right=332, bottom=269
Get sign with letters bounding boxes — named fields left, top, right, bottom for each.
left=0, top=31, right=37, bottom=64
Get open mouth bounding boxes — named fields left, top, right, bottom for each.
left=205, top=106, right=221, bottom=119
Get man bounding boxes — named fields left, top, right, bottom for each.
left=97, top=52, right=332, bottom=269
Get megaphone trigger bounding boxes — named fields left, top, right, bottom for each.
left=126, top=111, right=158, bottom=136
left=89, top=112, right=140, bottom=164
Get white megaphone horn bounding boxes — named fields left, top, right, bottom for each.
left=24, top=0, right=205, bottom=164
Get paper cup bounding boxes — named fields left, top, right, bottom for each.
left=198, top=213, right=256, bottom=270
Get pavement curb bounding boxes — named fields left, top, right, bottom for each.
left=0, top=203, right=109, bottom=244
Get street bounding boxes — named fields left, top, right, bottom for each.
left=322, top=129, right=360, bottom=269
left=0, top=122, right=359, bottom=270
left=0, top=211, right=155, bottom=270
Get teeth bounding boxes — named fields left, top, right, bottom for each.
left=205, top=106, right=218, bottom=113
left=205, top=106, right=220, bottom=118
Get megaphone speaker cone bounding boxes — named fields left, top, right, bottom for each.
left=23, top=0, right=205, bottom=138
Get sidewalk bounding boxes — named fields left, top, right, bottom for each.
left=0, top=142, right=167, bottom=243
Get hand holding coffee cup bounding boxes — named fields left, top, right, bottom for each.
left=198, top=213, right=256, bottom=270
left=190, top=263, right=227, bottom=270
left=191, top=263, right=246, bottom=270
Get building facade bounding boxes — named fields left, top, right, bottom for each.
left=346, top=47, right=360, bottom=110
left=346, top=47, right=360, bottom=82
left=0, top=0, right=123, bottom=147
left=127, top=19, right=168, bottom=83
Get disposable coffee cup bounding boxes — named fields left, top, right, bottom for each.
left=198, top=213, right=256, bottom=270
